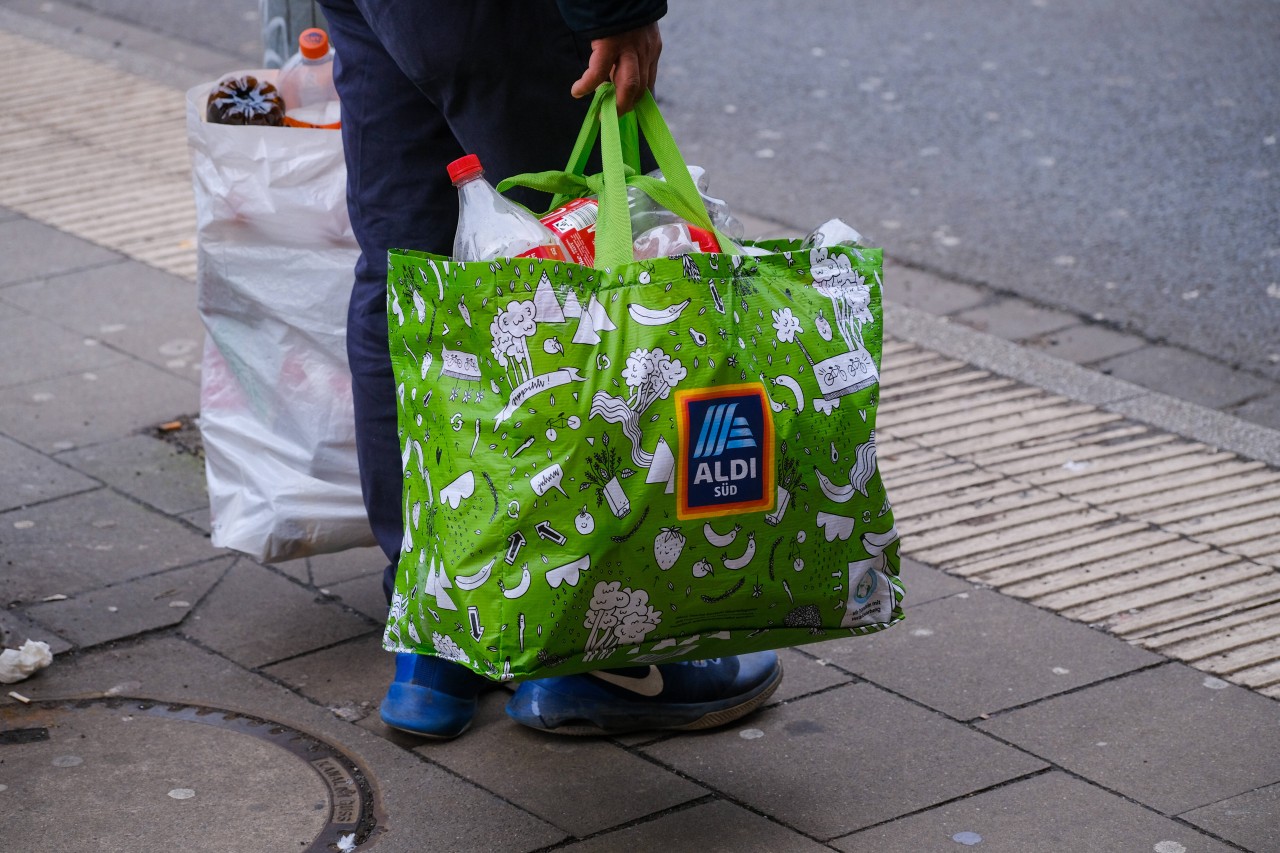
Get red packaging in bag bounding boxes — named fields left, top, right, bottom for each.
left=516, top=244, right=569, bottom=261
left=541, top=198, right=599, bottom=265
left=686, top=225, right=721, bottom=253
left=540, top=197, right=721, bottom=265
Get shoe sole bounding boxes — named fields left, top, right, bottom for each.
left=381, top=718, right=473, bottom=740
left=524, top=660, right=784, bottom=737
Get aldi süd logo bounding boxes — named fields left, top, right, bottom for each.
left=675, top=383, right=775, bottom=519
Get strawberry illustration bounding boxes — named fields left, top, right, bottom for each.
left=653, top=527, right=686, bottom=571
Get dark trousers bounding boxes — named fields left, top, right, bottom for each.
left=315, top=0, right=597, bottom=602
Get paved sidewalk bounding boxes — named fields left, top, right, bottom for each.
left=2, top=18, right=1280, bottom=853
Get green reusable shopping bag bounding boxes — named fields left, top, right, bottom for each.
left=384, top=86, right=903, bottom=681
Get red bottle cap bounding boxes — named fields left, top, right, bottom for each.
left=298, top=28, right=329, bottom=60
left=447, top=154, right=484, bottom=183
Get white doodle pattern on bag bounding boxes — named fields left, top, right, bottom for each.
left=384, top=239, right=900, bottom=680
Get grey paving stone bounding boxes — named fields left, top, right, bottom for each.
left=325, top=572, right=388, bottom=623
left=309, top=545, right=387, bottom=588
left=1181, top=782, right=1280, bottom=853
left=58, top=434, right=208, bottom=515
left=180, top=505, right=212, bottom=534
left=22, top=557, right=231, bottom=648
left=0, top=633, right=322, bottom=714
left=0, top=605, right=73, bottom=654
left=263, top=631, right=392, bottom=724
left=952, top=298, right=1079, bottom=341
left=1095, top=345, right=1274, bottom=410
left=809, top=590, right=1160, bottom=720
left=769, top=646, right=856, bottom=705
left=0, top=218, right=121, bottom=286
left=1231, top=391, right=1280, bottom=431
left=262, top=554, right=311, bottom=585
left=0, top=488, right=219, bottom=605
left=181, top=561, right=374, bottom=668
left=1022, top=323, right=1148, bottom=365
left=833, top=771, right=1236, bottom=853
left=0, top=359, right=198, bottom=452
left=899, top=555, right=976, bottom=607
left=0, top=313, right=129, bottom=388
left=0, top=634, right=567, bottom=853
left=1, top=260, right=204, bottom=380
left=422, top=692, right=706, bottom=837
left=640, top=682, right=1047, bottom=840
left=0, top=296, right=20, bottom=321
left=558, top=798, right=833, bottom=853
left=883, top=264, right=989, bottom=315
left=978, top=663, right=1280, bottom=815
left=0, top=432, right=96, bottom=512
left=1105, top=391, right=1280, bottom=469
left=890, top=304, right=1146, bottom=407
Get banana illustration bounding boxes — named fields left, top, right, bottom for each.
left=627, top=299, right=692, bottom=326
left=774, top=374, right=805, bottom=413
left=455, top=556, right=495, bottom=590
left=704, top=522, right=741, bottom=547
left=862, top=525, right=899, bottom=557
left=815, top=467, right=856, bottom=503
left=502, top=563, right=531, bottom=599
left=722, top=533, right=757, bottom=570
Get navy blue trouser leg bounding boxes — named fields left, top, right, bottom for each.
left=315, top=0, right=597, bottom=603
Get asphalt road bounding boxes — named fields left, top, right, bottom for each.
left=13, top=0, right=1279, bottom=380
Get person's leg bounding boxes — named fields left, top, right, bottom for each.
left=319, top=0, right=481, bottom=739
left=321, top=0, right=781, bottom=739
left=326, top=0, right=598, bottom=602
left=318, top=0, right=599, bottom=739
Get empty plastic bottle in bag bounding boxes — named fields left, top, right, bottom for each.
left=448, top=155, right=569, bottom=261
left=276, top=28, right=341, bottom=128
left=804, top=218, right=865, bottom=249
left=635, top=165, right=745, bottom=240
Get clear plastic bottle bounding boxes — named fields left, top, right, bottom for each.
left=803, top=218, right=865, bottom=249
left=448, top=155, right=568, bottom=261
left=276, top=28, right=341, bottom=129
left=631, top=165, right=745, bottom=240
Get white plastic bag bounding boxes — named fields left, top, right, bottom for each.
left=186, top=73, right=374, bottom=562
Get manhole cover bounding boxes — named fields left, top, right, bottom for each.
left=0, top=698, right=380, bottom=851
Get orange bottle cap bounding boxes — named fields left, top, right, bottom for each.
left=298, top=28, right=329, bottom=60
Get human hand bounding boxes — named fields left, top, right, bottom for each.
left=571, top=22, right=662, bottom=113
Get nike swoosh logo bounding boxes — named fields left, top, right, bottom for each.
left=590, top=667, right=665, bottom=697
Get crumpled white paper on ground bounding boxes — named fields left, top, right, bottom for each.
left=0, top=640, right=53, bottom=684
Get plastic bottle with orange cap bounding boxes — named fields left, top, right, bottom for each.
left=275, top=28, right=341, bottom=129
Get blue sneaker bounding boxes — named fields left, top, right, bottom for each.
left=379, top=653, right=489, bottom=739
left=505, top=652, right=783, bottom=735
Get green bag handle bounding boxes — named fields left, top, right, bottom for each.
left=548, top=88, right=642, bottom=210
left=498, top=84, right=739, bottom=269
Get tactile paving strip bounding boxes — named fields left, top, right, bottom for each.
left=3, top=28, right=1277, bottom=699
left=878, top=340, right=1280, bottom=698
left=0, top=30, right=197, bottom=278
